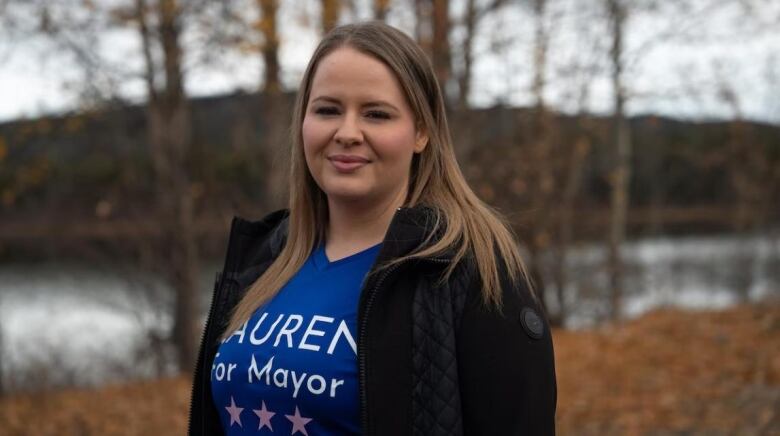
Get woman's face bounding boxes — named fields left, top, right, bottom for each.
left=302, top=46, right=428, bottom=208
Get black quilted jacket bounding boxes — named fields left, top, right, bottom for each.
left=188, top=206, right=557, bottom=435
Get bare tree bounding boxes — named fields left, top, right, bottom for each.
left=410, top=0, right=454, bottom=105
left=595, top=0, right=734, bottom=319
left=257, top=0, right=289, bottom=209
left=604, top=0, right=631, bottom=321
left=714, top=60, right=776, bottom=302
left=548, top=2, right=604, bottom=325
left=258, top=0, right=281, bottom=94
left=519, top=0, right=558, bottom=319
left=134, top=0, right=199, bottom=372
left=458, top=0, right=478, bottom=109
left=457, top=0, right=508, bottom=108
left=530, top=0, right=548, bottom=113
left=432, top=0, right=452, bottom=104
left=0, top=0, right=203, bottom=373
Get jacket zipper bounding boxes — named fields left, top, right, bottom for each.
left=186, top=272, right=225, bottom=436
left=359, top=256, right=449, bottom=435
left=187, top=217, right=240, bottom=436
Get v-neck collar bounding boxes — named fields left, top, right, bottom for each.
left=312, top=242, right=383, bottom=272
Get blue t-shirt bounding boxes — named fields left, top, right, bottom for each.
left=211, top=242, right=382, bottom=435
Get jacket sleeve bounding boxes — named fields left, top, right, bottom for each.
left=455, top=266, right=557, bottom=435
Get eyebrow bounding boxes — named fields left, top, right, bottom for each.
left=310, top=95, right=400, bottom=112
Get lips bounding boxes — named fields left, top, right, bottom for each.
left=328, top=154, right=370, bottom=163
left=327, top=154, right=370, bottom=172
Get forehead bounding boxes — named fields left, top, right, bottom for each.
left=309, top=47, right=406, bottom=103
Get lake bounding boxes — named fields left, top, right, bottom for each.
left=0, top=232, right=777, bottom=390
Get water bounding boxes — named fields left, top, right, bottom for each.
left=0, top=263, right=191, bottom=390
left=540, top=233, right=779, bottom=327
left=0, top=233, right=777, bottom=390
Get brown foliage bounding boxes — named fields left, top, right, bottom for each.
left=0, top=304, right=777, bottom=435
left=556, top=303, right=780, bottom=435
left=0, top=378, right=191, bottom=435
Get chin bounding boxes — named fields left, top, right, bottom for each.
left=318, top=180, right=368, bottom=199
left=325, top=189, right=375, bottom=203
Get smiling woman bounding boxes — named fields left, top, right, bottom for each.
left=303, top=47, right=426, bottom=200
left=189, top=21, right=556, bottom=436
left=302, top=47, right=429, bottom=259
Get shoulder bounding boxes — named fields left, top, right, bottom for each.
left=226, top=208, right=290, bottom=287
left=454, top=254, right=557, bottom=433
left=232, top=208, right=289, bottom=241
left=456, top=252, right=549, bottom=341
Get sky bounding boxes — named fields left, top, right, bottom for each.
left=0, top=0, right=778, bottom=124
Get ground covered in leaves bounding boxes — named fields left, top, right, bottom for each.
left=554, top=303, right=779, bottom=435
left=1, top=303, right=778, bottom=435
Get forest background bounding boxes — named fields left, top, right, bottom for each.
left=0, top=0, right=778, bottom=434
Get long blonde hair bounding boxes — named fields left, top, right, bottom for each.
left=222, top=21, right=533, bottom=340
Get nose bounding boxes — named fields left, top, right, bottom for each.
left=334, top=112, right=363, bottom=147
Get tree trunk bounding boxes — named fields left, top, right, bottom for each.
left=606, top=0, right=631, bottom=321
left=137, top=0, right=199, bottom=374
left=320, top=0, right=340, bottom=34
left=258, top=0, right=280, bottom=94
left=553, top=137, right=590, bottom=325
left=527, top=0, right=557, bottom=322
left=457, top=0, right=508, bottom=108
left=727, top=119, right=759, bottom=302
left=531, top=0, right=547, bottom=113
left=373, top=0, right=390, bottom=21
left=158, top=0, right=199, bottom=374
left=458, top=0, right=476, bottom=109
left=432, top=0, right=451, bottom=104
left=249, top=0, right=283, bottom=209
left=414, top=0, right=432, bottom=55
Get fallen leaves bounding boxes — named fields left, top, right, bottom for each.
left=0, top=303, right=777, bottom=435
left=555, top=303, right=780, bottom=435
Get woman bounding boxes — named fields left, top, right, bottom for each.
left=189, top=21, right=556, bottom=436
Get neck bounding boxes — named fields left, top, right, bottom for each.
left=324, top=188, right=406, bottom=260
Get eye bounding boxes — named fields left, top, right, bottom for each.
left=314, top=106, right=340, bottom=116
left=366, top=110, right=391, bottom=120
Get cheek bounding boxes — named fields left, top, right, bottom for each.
left=302, top=116, right=326, bottom=156
left=377, top=127, right=419, bottom=162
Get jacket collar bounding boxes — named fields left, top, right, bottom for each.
left=377, top=205, right=453, bottom=262
left=236, top=204, right=452, bottom=262
left=227, top=204, right=452, bottom=292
